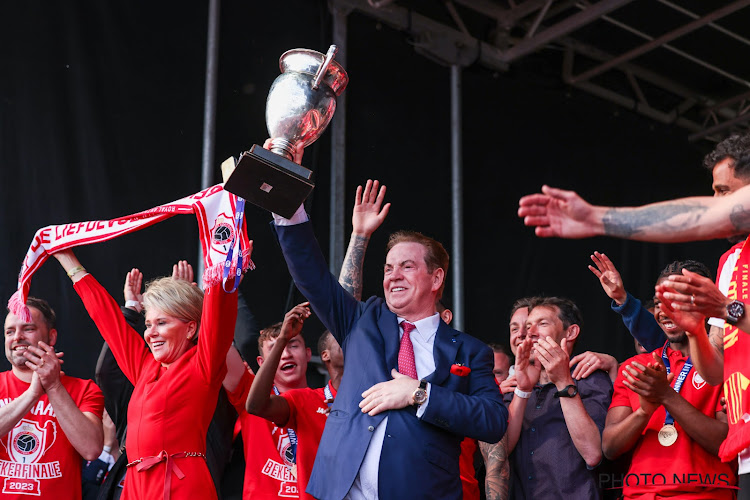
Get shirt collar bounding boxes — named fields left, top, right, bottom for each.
left=398, top=313, right=440, bottom=343
left=663, top=342, right=689, bottom=361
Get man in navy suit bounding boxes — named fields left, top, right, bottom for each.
left=272, top=179, right=507, bottom=500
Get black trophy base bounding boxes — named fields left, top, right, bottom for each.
left=224, top=144, right=314, bottom=219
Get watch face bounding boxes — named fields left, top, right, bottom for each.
left=728, top=301, right=745, bottom=319
left=413, top=388, right=427, bottom=405
left=556, top=385, right=578, bottom=398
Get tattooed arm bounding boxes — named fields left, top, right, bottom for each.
left=338, top=180, right=391, bottom=300
left=480, top=435, right=510, bottom=500
left=519, top=184, right=750, bottom=242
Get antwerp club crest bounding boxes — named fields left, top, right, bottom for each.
left=692, top=371, right=707, bottom=391
left=4, top=419, right=56, bottom=464
left=210, top=214, right=235, bottom=255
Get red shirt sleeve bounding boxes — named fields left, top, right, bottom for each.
left=610, top=367, right=633, bottom=409
left=194, top=284, right=238, bottom=383
left=279, top=388, right=303, bottom=429
left=76, top=378, right=105, bottom=419
left=74, top=274, right=150, bottom=385
left=227, top=370, right=255, bottom=413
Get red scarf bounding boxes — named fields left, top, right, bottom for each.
left=8, top=184, right=251, bottom=322
left=720, top=236, right=750, bottom=461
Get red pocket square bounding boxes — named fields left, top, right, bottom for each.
left=450, top=364, right=471, bottom=376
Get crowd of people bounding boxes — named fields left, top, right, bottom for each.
left=3, top=133, right=750, bottom=499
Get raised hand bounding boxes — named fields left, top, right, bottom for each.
left=654, top=285, right=707, bottom=337
left=123, top=268, right=143, bottom=306
left=658, top=269, right=730, bottom=319
left=518, top=185, right=601, bottom=239
left=535, top=337, right=573, bottom=388
left=352, top=179, right=391, bottom=237
left=280, top=302, right=311, bottom=342
left=588, top=251, right=627, bottom=305
left=171, top=260, right=195, bottom=283
left=262, top=139, right=305, bottom=166
left=514, top=337, right=541, bottom=391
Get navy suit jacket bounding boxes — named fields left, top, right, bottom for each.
left=275, top=222, right=508, bottom=500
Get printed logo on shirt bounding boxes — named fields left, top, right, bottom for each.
left=261, top=459, right=298, bottom=498
left=692, top=371, right=707, bottom=390
left=210, top=214, right=235, bottom=254
left=316, top=406, right=327, bottom=415
left=274, top=429, right=294, bottom=468
left=0, top=419, right=61, bottom=496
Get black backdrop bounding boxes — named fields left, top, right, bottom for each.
left=1, top=1, right=726, bottom=379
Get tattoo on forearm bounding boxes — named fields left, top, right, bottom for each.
left=729, top=204, right=750, bottom=234
left=338, top=235, right=369, bottom=301
left=480, top=435, right=510, bottom=500
left=709, top=326, right=725, bottom=355
left=602, top=204, right=708, bottom=238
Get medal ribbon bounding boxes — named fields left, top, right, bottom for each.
left=324, top=382, right=334, bottom=408
left=221, top=197, right=247, bottom=293
left=661, top=342, right=693, bottom=426
left=272, top=385, right=297, bottom=466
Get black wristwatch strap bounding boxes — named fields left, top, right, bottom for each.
left=553, top=384, right=578, bottom=398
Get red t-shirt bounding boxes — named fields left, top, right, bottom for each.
left=229, top=372, right=334, bottom=500
left=280, top=382, right=335, bottom=500
left=0, top=371, right=104, bottom=499
left=610, top=345, right=737, bottom=499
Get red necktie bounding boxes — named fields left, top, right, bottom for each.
left=398, top=321, right=418, bottom=379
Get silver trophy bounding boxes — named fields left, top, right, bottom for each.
left=224, top=45, right=348, bottom=218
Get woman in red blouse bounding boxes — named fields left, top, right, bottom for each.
left=53, top=249, right=238, bottom=500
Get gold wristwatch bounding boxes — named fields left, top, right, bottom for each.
left=412, top=379, right=428, bottom=406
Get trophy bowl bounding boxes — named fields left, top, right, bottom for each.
left=224, top=46, right=349, bottom=218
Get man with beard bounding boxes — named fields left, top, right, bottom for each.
left=603, top=260, right=736, bottom=498
left=1, top=297, right=104, bottom=499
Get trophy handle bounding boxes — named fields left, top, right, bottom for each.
left=311, top=45, right=338, bottom=91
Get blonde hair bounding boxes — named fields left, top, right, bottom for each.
left=142, top=277, right=203, bottom=334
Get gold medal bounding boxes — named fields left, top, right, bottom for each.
left=658, top=424, right=678, bottom=446
left=290, top=464, right=297, bottom=480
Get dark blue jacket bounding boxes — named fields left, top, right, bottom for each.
left=275, top=221, right=507, bottom=500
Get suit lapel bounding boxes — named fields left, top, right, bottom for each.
left=379, top=306, right=400, bottom=372
left=426, top=321, right=462, bottom=386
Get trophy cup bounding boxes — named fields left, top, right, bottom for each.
left=224, top=45, right=348, bottom=218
